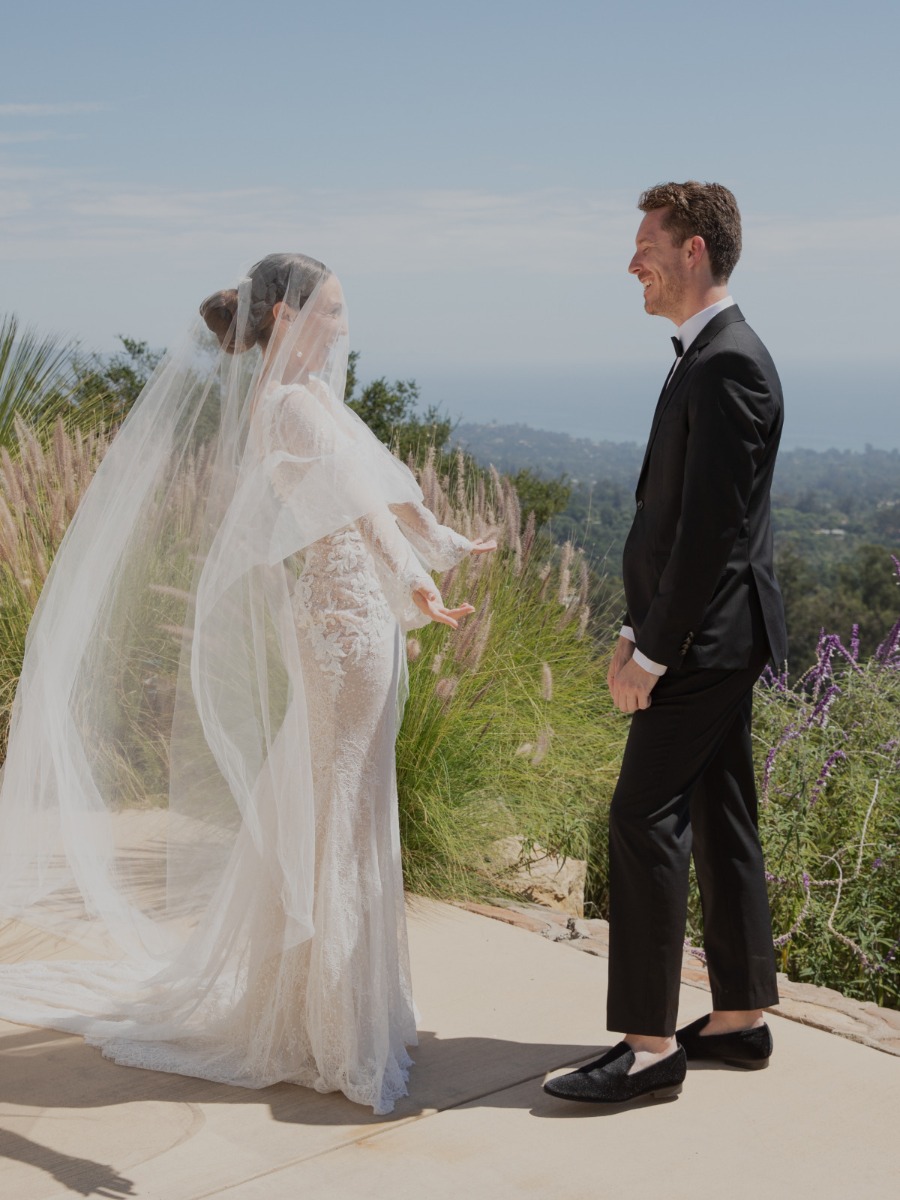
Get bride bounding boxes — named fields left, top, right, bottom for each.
left=0, top=253, right=493, bottom=1114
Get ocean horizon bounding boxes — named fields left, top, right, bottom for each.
left=412, top=362, right=899, bottom=455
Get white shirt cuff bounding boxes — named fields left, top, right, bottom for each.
left=620, top=626, right=667, bottom=675
left=632, top=648, right=667, bottom=676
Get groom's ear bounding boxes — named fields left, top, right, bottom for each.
left=684, top=235, right=707, bottom=269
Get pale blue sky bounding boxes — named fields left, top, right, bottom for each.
left=1, top=0, right=898, bottom=449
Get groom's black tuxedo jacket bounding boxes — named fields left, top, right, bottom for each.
left=623, top=305, right=788, bottom=671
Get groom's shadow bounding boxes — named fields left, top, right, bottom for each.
left=0, top=1022, right=602, bottom=1196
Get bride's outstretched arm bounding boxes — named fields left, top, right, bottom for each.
left=388, top=501, right=495, bottom=570
left=357, top=509, right=434, bottom=596
left=356, top=510, right=472, bottom=628
left=267, top=386, right=484, bottom=626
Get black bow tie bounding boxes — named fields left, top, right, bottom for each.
left=671, top=336, right=684, bottom=358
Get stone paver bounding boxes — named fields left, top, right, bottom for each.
left=463, top=900, right=900, bottom=1057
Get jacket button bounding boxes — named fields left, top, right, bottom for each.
left=636, top=499, right=644, bottom=510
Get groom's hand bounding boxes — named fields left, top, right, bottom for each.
left=607, top=635, right=635, bottom=693
left=611, top=657, right=658, bottom=714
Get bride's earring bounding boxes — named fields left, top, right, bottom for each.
left=295, top=350, right=303, bottom=360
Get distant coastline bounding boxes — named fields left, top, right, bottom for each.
left=422, top=360, right=900, bottom=455
left=454, top=420, right=900, bottom=496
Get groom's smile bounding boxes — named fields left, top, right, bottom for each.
left=628, top=207, right=689, bottom=324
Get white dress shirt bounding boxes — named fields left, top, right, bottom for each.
left=621, top=296, right=736, bottom=675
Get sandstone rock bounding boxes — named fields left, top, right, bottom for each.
left=486, top=836, right=586, bottom=917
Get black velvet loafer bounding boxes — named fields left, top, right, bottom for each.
left=675, top=1014, right=773, bottom=1069
left=543, top=1042, right=686, bottom=1104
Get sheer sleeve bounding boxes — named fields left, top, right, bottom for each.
left=389, top=501, right=474, bottom=571
left=266, top=385, right=328, bottom=503
left=259, top=382, right=423, bottom=563
left=356, top=511, right=435, bottom=630
left=264, top=384, right=437, bottom=629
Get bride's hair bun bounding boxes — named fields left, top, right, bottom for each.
left=200, top=254, right=332, bottom=355
left=199, top=288, right=257, bottom=354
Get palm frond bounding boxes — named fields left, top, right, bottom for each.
left=0, top=314, right=82, bottom=448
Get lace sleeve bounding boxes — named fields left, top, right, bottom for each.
left=357, top=511, right=432, bottom=594
left=263, top=386, right=436, bottom=627
left=267, top=386, right=325, bottom=503
left=357, top=510, right=434, bottom=630
left=389, top=501, right=473, bottom=571
left=269, top=386, right=432, bottom=594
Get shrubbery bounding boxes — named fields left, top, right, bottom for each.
left=0, top=314, right=898, bottom=1010
left=397, top=449, right=623, bottom=898
left=743, top=608, right=900, bottom=1008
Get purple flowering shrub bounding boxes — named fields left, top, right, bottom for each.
left=687, top=559, right=900, bottom=1009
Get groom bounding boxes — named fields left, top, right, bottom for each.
left=546, top=181, right=786, bottom=1105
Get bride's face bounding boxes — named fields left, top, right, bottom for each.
left=270, top=276, right=346, bottom=374
left=303, top=276, right=347, bottom=366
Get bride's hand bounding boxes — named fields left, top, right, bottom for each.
left=470, top=538, right=497, bottom=555
left=413, top=586, right=475, bottom=629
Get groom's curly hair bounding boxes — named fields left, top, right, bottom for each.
left=638, top=182, right=742, bottom=284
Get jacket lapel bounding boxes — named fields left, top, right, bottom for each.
left=635, top=306, right=746, bottom=494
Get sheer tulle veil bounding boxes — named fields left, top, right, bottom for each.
left=0, top=255, right=425, bottom=1069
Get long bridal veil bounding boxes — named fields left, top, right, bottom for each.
left=0, top=256, right=424, bottom=1085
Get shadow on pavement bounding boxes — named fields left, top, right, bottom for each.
left=0, top=1126, right=136, bottom=1198
left=0, top=1021, right=602, bottom=1194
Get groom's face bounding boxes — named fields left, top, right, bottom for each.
left=629, top=207, right=689, bottom=322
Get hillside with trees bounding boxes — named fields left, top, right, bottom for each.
left=456, top=421, right=900, bottom=670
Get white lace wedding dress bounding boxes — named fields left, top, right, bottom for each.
left=0, top=380, right=473, bottom=1115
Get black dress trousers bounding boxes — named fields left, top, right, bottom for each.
left=606, top=651, right=780, bottom=1036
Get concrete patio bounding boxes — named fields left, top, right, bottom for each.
left=1, top=898, right=898, bottom=1199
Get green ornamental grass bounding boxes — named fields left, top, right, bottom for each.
left=1, top=410, right=898, bottom=1010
